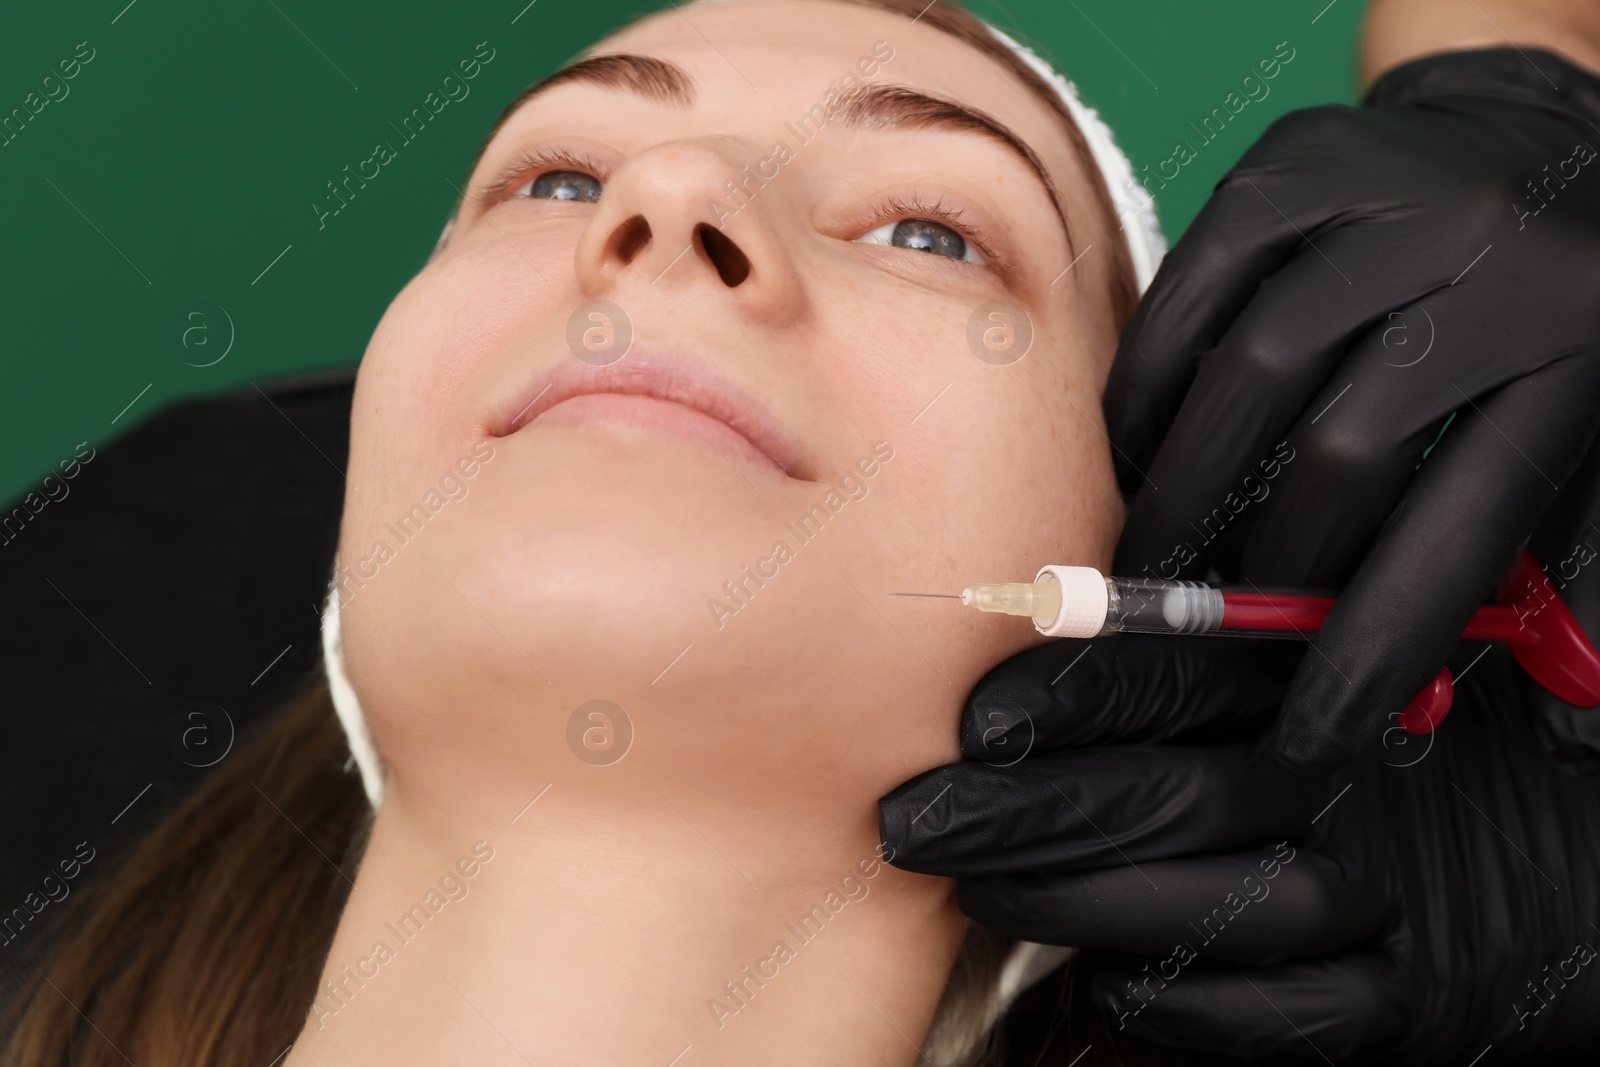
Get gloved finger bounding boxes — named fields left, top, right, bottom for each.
left=957, top=839, right=1390, bottom=965
left=1106, top=106, right=1380, bottom=494
left=879, top=735, right=1323, bottom=877
left=960, top=634, right=1298, bottom=761
left=1523, top=429, right=1600, bottom=769
left=1241, top=266, right=1591, bottom=588
left=1091, top=952, right=1404, bottom=1061
left=1113, top=224, right=1446, bottom=580
left=1275, top=352, right=1600, bottom=774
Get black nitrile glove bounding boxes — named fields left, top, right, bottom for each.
left=880, top=636, right=1600, bottom=1062
left=1104, top=46, right=1600, bottom=775
left=1524, top=434, right=1600, bottom=772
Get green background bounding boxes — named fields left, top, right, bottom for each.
left=0, top=0, right=1364, bottom=503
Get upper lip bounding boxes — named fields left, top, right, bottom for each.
left=490, top=350, right=808, bottom=478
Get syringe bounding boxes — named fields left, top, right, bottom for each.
left=955, top=567, right=1230, bottom=638
left=897, top=553, right=1600, bottom=735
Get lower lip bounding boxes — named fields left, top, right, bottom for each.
left=528, top=393, right=786, bottom=474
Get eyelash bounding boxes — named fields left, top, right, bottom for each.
left=483, top=147, right=611, bottom=206
left=859, top=192, right=1004, bottom=271
left=482, top=149, right=1006, bottom=273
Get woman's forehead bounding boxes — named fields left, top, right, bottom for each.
left=577, top=0, right=1089, bottom=189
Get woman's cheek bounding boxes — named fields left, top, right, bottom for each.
left=358, top=270, right=533, bottom=446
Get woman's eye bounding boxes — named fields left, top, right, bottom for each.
left=856, top=218, right=982, bottom=264
left=516, top=170, right=603, bottom=203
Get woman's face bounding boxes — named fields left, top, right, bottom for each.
left=338, top=0, right=1124, bottom=803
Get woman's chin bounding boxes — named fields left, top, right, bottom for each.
left=339, top=436, right=817, bottom=695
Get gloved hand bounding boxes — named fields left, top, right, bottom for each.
left=1524, top=436, right=1600, bottom=772
left=1104, top=46, right=1600, bottom=775
left=880, top=635, right=1600, bottom=1062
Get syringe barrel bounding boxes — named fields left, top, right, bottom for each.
left=1103, top=577, right=1226, bottom=635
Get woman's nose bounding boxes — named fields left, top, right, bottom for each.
left=573, top=139, right=806, bottom=325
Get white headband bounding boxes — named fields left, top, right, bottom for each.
left=319, top=580, right=381, bottom=805
left=985, top=24, right=1166, bottom=290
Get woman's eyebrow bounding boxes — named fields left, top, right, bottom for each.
left=834, top=83, right=1077, bottom=258
left=463, top=53, right=696, bottom=182
left=524, top=52, right=696, bottom=108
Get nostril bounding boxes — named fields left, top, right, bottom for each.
left=696, top=223, right=751, bottom=287
left=608, top=215, right=652, bottom=266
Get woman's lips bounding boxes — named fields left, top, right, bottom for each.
left=535, top=392, right=790, bottom=474
left=492, top=353, right=807, bottom=478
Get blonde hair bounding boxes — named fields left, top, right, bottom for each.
left=926, top=922, right=1017, bottom=1065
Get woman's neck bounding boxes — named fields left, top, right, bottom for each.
left=284, top=764, right=967, bottom=1066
